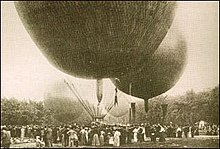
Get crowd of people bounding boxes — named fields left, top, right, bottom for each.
left=1, top=121, right=219, bottom=148
left=200, top=124, right=219, bottom=136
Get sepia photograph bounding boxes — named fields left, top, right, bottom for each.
left=1, top=1, right=219, bottom=148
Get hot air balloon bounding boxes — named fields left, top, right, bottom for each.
left=14, top=1, right=185, bottom=117
left=112, top=24, right=187, bottom=112
left=14, top=1, right=177, bottom=79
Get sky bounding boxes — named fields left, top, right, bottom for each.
left=1, top=2, right=219, bottom=102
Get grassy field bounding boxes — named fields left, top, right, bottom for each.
left=121, top=136, right=219, bottom=148
left=10, top=136, right=219, bottom=148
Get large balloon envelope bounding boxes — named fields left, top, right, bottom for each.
left=14, top=1, right=177, bottom=79
left=112, top=24, right=187, bottom=112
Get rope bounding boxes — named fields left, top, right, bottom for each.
left=64, top=79, right=92, bottom=116
left=67, top=79, right=110, bottom=119
left=64, top=79, right=94, bottom=118
left=84, top=100, right=96, bottom=118
left=69, top=81, right=95, bottom=117
left=64, top=79, right=125, bottom=120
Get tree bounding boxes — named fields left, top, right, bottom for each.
left=1, top=98, right=54, bottom=126
left=1, top=98, right=22, bottom=125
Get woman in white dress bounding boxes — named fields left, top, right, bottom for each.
left=99, top=130, right=105, bottom=146
left=107, top=132, right=114, bottom=146
left=113, top=129, right=121, bottom=147
left=132, top=126, right=139, bottom=143
left=188, top=127, right=192, bottom=138
left=20, top=126, right=25, bottom=141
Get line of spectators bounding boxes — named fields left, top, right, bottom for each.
left=1, top=122, right=219, bottom=148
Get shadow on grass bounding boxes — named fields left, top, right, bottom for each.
left=10, top=137, right=219, bottom=148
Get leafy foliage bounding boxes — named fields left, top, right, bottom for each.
left=135, top=85, right=219, bottom=125
left=1, top=98, right=52, bottom=125
left=1, top=97, right=91, bottom=126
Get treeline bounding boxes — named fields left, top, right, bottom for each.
left=136, top=85, right=219, bottom=125
left=1, top=97, right=92, bottom=126
left=1, top=85, right=219, bottom=126
left=1, top=98, right=53, bottom=126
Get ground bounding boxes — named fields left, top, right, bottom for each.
left=10, top=135, right=219, bottom=148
